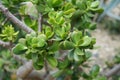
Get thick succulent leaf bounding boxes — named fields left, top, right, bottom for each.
left=32, top=54, right=38, bottom=62
left=64, top=8, right=75, bottom=15
left=68, top=50, right=74, bottom=61
left=58, top=58, right=69, bottom=69
left=38, top=34, right=47, bottom=40
left=89, top=23, right=96, bottom=30
left=74, top=52, right=80, bottom=61
left=90, top=64, right=100, bottom=78
left=90, top=1, right=99, bottom=8
left=13, top=43, right=27, bottom=54
left=49, top=41, right=59, bottom=52
left=74, top=48, right=84, bottom=55
left=70, top=31, right=82, bottom=45
left=45, top=27, right=54, bottom=39
left=52, top=70, right=64, bottom=77
left=90, top=8, right=104, bottom=13
left=80, top=36, right=92, bottom=47
left=18, top=38, right=26, bottom=45
left=59, top=40, right=75, bottom=50
left=47, top=57, right=58, bottom=67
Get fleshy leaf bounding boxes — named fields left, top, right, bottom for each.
left=13, top=43, right=27, bottom=54
left=90, top=1, right=99, bottom=8
left=59, top=40, right=75, bottom=50
left=74, top=48, right=84, bottom=55
left=71, top=31, right=82, bottom=45
left=90, top=64, right=100, bottom=78
left=80, top=36, right=92, bottom=47
left=68, top=50, right=74, bottom=61
left=47, top=57, right=58, bottom=67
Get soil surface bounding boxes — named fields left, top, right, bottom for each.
left=90, top=24, right=120, bottom=70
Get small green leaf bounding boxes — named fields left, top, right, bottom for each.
left=58, top=58, right=69, bottom=69
left=74, top=52, right=80, bottom=61
left=44, top=27, right=54, bottom=39
left=18, top=38, right=26, bottom=45
left=90, top=1, right=99, bottom=8
left=31, top=36, right=46, bottom=48
left=38, top=34, right=47, bottom=40
left=64, top=8, right=75, bottom=15
left=38, top=39, right=46, bottom=47
left=80, top=36, right=92, bottom=47
left=13, top=43, right=27, bottom=54
left=59, top=40, right=75, bottom=50
left=89, top=23, right=96, bottom=30
left=90, top=64, right=100, bottom=78
left=74, top=48, right=84, bottom=55
left=32, top=54, right=38, bottom=62
left=0, top=59, right=4, bottom=68
left=52, top=70, right=64, bottom=77
left=90, top=8, right=104, bottom=13
left=47, top=57, right=58, bottom=67
left=49, top=41, right=59, bottom=52
left=85, top=51, right=92, bottom=59
left=71, top=31, right=82, bottom=45
left=68, top=50, right=74, bottom=61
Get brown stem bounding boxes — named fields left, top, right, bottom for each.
left=0, top=3, right=35, bottom=34
left=0, top=40, right=11, bottom=48
left=105, top=64, right=120, bottom=78
left=44, top=59, right=49, bottom=78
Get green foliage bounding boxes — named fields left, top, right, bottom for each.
left=0, top=25, right=19, bottom=42
left=0, top=0, right=104, bottom=80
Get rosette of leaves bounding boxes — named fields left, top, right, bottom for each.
left=0, top=25, right=19, bottom=42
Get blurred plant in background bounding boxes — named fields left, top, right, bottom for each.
left=97, top=0, right=120, bottom=34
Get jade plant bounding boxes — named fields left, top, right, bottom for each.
left=0, top=0, right=107, bottom=80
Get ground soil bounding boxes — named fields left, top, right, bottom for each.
left=90, top=24, right=120, bottom=71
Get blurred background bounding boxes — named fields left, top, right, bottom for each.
left=91, top=0, right=120, bottom=79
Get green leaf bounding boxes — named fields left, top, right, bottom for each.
left=90, top=1, right=99, bottom=8
left=90, top=64, right=100, bottom=78
left=38, top=39, right=46, bottom=47
left=71, top=31, right=82, bottom=45
left=90, top=8, right=104, bottom=13
left=13, top=43, right=27, bottom=54
left=52, top=70, right=64, bottom=77
left=47, top=57, right=58, bottom=67
left=64, top=8, right=75, bottom=15
left=32, top=54, right=38, bottom=62
left=44, top=27, right=54, bottom=39
left=49, top=41, right=59, bottom=52
left=68, top=50, right=74, bottom=61
left=59, top=40, right=75, bottom=50
left=85, top=51, right=92, bottom=59
left=74, top=48, right=84, bottom=55
left=32, top=37, right=46, bottom=48
left=26, top=33, right=36, bottom=46
left=1, top=50, right=11, bottom=59
left=58, top=58, right=69, bottom=69
left=89, top=23, right=96, bottom=30
left=23, top=1, right=38, bottom=18
left=80, top=36, right=92, bottom=47
left=0, top=59, right=4, bottom=68
left=18, top=38, right=26, bottom=45
left=52, top=0, right=62, bottom=7
left=74, top=51, right=80, bottom=61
